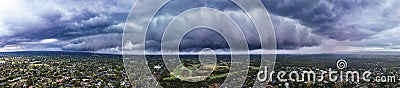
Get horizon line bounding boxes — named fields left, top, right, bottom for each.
left=1, top=50, right=399, bottom=55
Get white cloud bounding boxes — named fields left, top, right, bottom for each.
left=0, top=0, right=41, bottom=37
left=349, top=26, right=400, bottom=52
left=94, top=47, right=122, bottom=54
left=0, top=45, right=25, bottom=52
left=20, top=39, right=59, bottom=45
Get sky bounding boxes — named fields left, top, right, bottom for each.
left=0, top=0, right=399, bottom=54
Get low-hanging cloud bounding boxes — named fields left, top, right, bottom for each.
left=62, top=33, right=122, bottom=51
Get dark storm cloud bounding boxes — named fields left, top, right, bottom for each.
left=262, top=0, right=400, bottom=41
left=61, top=33, right=122, bottom=51
left=271, top=15, right=323, bottom=49
left=139, top=0, right=400, bottom=51
left=0, top=0, right=133, bottom=52
left=140, top=0, right=324, bottom=51
left=1, top=0, right=399, bottom=53
left=143, top=13, right=324, bottom=51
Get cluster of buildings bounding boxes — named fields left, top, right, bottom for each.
left=1, top=54, right=399, bottom=87
left=0, top=54, right=131, bottom=87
